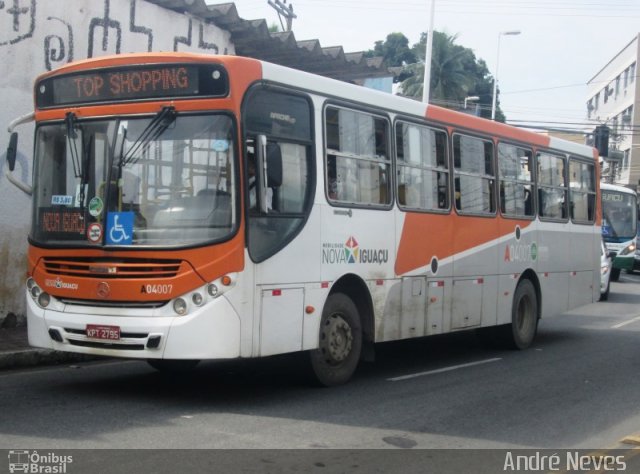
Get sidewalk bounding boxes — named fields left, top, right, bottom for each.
left=0, top=325, right=96, bottom=370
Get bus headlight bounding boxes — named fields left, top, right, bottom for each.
left=619, top=243, right=636, bottom=256
left=207, top=283, right=219, bottom=298
left=173, top=298, right=188, bottom=316
left=30, top=286, right=41, bottom=298
left=27, top=278, right=36, bottom=291
left=37, top=292, right=51, bottom=308
left=192, top=292, right=204, bottom=306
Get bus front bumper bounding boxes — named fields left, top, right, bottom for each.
left=612, top=255, right=634, bottom=271
left=26, top=291, right=241, bottom=360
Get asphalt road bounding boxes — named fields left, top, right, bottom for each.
left=1, top=274, right=640, bottom=457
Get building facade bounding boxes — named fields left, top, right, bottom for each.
left=587, top=34, right=639, bottom=187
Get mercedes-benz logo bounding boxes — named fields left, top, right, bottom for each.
left=96, top=282, right=110, bottom=299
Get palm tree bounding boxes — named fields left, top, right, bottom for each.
left=401, top=32, right=472, bottom=102
left=398, top=31, right=504, bottom=121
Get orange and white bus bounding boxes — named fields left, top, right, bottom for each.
left=5, top=53, right=601, bottom=385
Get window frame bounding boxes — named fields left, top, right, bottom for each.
left=452, top=132, right=497, bottom=217
left=323, top=103, right=393, bottom=210
left=394, top=118, right=450, bottom=214
left=497, top=141, right=536, bottom=220
left=536, top=150, right=569, bottom=222
left=568, top=157, right=596, bottom=225
left=241, top=84, right=316, bottom=263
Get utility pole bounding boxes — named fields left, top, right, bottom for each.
left=422, top=0, right=435, bottom=103
left=267, top=0, right=297, bottom=32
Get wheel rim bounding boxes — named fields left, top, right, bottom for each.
left=320, top=313, right=353, bottom=365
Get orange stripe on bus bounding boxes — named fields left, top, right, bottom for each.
left=395, top=212, right=533, bottom=275
left=426, top=106, right=553, bottom=147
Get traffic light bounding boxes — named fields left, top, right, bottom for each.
left=594, top=125, right=610, bottom=157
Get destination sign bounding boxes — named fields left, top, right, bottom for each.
left=36, top=63, right=228, bottom=108
left=38, top=207, right=87, bottom=241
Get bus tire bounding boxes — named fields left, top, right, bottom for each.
left=610, top=268, right=621, bottom=282
left=147, top=359, right=200, bottom=373
left=309, top=293, right=362, bottom=387
left=499, top=279, right=538, bottom=350
left=599, top=278, right=610, bottom=301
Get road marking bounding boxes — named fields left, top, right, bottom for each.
left=387, top=357, right=502, bottom=382
left=611, top=315, right=640, bottom=329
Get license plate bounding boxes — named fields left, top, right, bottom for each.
left=86, top=324, right=120, bottom=340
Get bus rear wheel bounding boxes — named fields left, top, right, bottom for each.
left=309, top=293, right=362, bottom=387
left=147, top=359, right=200, bottom=373
left=500, top=279, right=538, bottom=350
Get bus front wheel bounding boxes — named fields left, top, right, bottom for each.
left=309, top=293, right=362, bottom=387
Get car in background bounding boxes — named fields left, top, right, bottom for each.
left=600, top=238, right=612, bottom=301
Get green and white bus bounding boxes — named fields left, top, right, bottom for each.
left=601, top=183, right=638, bottom=281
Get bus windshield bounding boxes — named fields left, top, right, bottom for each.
left=31, top=113, right=237, bottom=247
left=601, top=190, right=637, bottom=241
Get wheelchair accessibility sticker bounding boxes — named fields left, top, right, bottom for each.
left=106, top=212, right=134, bottom=245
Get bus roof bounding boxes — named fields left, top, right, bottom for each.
left=260, top=59, right=595, bottom=159
left=600, top=183, right=638, bottom=195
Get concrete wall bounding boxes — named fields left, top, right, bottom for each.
left=0, top=0, right=234, bottom=319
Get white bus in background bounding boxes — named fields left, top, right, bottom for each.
left=601, top=183, right=637, bottom=281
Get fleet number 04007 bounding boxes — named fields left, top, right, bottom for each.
left=141, top=284, right=173, bottom=295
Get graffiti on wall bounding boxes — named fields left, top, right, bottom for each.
left=0, top=0, right=228, bottom=71
left=44, top=16, right=74, bottom=71
left=0, top=0, right=36, bottom=46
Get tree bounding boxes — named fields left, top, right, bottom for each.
left=365, top=32, right=416, bottom=67
left=392, top=31, right=505, bottom=121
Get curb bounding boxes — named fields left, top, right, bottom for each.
left=0, top=348, right=100, bottom=370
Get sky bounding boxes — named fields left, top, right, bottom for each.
left=219, top=0, right=640, bottom=135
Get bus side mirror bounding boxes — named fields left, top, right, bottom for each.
left=6, top=132, right=17, bottom=171
left=5, top=112, right=34, bottom=196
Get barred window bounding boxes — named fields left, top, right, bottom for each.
left=498, top=143, right=534, bottom=218
left=325, top=107, right=391, bottom=207
left=453, top=134, right=495, bottom=214
left=569, top=159, right=596, bottom=223
left=537, top=152, right=568, bottom=220
left=396, top=122, right=449, bottom=211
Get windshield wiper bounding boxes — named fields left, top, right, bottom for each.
left=119, top=106, right=176, bottom=167
left=65, top=112, right=91, bottom=211
left=65, top=112, right=82, bottom=179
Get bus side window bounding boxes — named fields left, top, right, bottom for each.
left=327, top=155, right=338, bottom=200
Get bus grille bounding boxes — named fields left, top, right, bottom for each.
left=58, top=298, right=169, bottom=309
left=68, top=340, right=146, bottom=351
left=43, top=257, right=182, bottom=279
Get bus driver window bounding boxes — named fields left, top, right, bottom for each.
left=246, top=139, right=275, bottom=212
